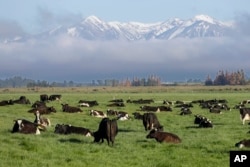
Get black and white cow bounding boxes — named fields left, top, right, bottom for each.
left=235, top=139, right=250, bottom=148
left=239, top=108, right=250, bottom=125
left=90, top=110, right=107, bottom=118
left=11, top=119, right=45, bottom=134
left=54, top=124, right=92, bottom=136
left=34, top=110, right=51, bottom=127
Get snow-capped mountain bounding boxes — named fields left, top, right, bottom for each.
left=3, top=15, right=233, bottom=42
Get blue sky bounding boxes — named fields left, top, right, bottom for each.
left=0, top=0, right=250, bottom=33
left=0, top=0, right=250, bottom=82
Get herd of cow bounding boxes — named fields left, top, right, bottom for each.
left=1, top=94, right=250, bottom=147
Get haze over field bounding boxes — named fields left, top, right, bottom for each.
left=0, top=1, right=249, bottom=82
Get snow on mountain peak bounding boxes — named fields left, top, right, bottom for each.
left=194, top=15, right=215, bottom=24
left=83, top=15, right=102, bottom=23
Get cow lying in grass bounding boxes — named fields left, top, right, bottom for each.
left=54, top=124, right=92, bottom=136
left=146, top=129, right=181, bottom=144
left=12, top=119, right=46, bottom=135
left=235, top=139, right=250, bottom=148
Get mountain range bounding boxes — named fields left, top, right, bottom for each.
left=4, top=15, right=233, bottom=42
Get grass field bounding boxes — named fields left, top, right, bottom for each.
left=0, top=86, right=250, bottom=167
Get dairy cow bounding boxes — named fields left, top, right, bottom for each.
left=146, top=129, right=181, bottom=143
left=93, top=118, right=118, bottom=146
left=235, top=139, right=250, bottom=148
left=142, top=113, right=163, bottom=131
left=54, top=124, right=92, bottom=136
left=239, top=108, right=250, bottom=124
left=11, top=119, right=45, bottom=134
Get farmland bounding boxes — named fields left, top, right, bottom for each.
left=0, top=86, right=250, bottom=167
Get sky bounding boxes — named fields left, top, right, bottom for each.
left=0, top=0, right=250, bottom=83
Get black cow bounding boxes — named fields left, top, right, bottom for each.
left=239, top=108, right=250, bottom=124
left=54, top=124, right=92, bottom=136
left=235, top=139, right=250, bottom=148
left=12, top=119, right=45, bottom=134
left=40, top=94, right=49, bottom=102
left=49, top=94, right=62, bottom=101
left=0, top=100, right=13, bottom=106
left=93, top=118, right=118, bottom=146
left=142, top=113, right=163, bottom=131
left=146, top=129, right=181, bottom=143
left=140, top=106, right=160, bottom=112
left=13, top=96, right=30, bottom=104
left=61, top=104, right=82, bottom=113
left=127, top=99, right=154, bottom=104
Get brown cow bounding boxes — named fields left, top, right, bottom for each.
left=146, top=129, right=181, bottom=143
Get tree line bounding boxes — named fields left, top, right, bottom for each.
left=205, top=69, right=248, bottom=86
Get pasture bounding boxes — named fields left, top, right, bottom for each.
left=0, top=86, right=250, bottom=167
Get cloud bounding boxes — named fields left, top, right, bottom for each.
left=0, top=13, right=250, bottom=82
left=0, top=20, right=26, bottom=38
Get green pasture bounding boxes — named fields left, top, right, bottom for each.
left=0, top=86, right=250, bottom=167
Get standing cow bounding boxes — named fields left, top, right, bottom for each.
left=142, top=113, right=163, bottom=131
left=93, top=118, right=118, bottom=146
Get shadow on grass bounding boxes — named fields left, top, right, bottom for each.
left=58, top=138, right=84, bottom=144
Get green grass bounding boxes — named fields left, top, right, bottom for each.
left=0, top=86, right=250, bottom=167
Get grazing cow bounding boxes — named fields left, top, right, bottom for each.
left=34, top=110, right=51, bottom=127
left=13, top=96, right=30, bottom=104
left=239, top=108, right=250, bottom=124
left=61, top=104, right=82, bottom=113
left=90, top=110, right=107, bottom=118
left=142, top=113, right=163, bottom=131
left=78, top=100, right=98, bottom=107
left=49, top=94, right=62, bottom=101
left=40, top=94, right=49, bottom=102
left=54, top=124, right=92, bottom=136
left=0, top=100, right=13, bottom=106
left=93, top=118, right=118, bottom=146
left=28, top=106, right=56, bottom=114
left=146, top=129, right=181, bottom=143
left=235, top=139, right=250, bottom=148
left=11, top=119, right=45, bottom=134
